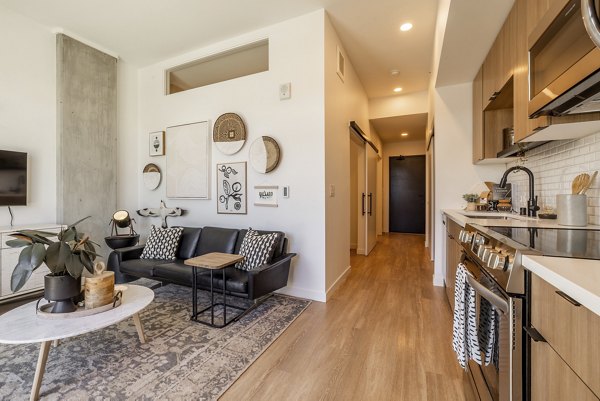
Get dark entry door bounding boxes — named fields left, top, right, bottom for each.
left=389, top=155, right=426, bottom=234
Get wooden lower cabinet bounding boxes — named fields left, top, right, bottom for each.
left=444, top=217, right=463, bottom=312
left=531, top=340, right=599, bottom=401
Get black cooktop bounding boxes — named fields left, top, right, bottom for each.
left=488, top=226, right=600, bottom=260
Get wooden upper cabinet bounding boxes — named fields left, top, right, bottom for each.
left=473, top=67, right=484, bottom=163
left=514, top=0, right=530, bottom=142
left=482, top=5, right=517, bottom=109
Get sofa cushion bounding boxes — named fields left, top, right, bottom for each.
left=175, top=227, right=202, bottom=260
left=235, top=229, right=280, bottom=271
left=197, top=267, right=248, bottom=294
left=154, top=262, right=248, bottom=294
left=141, top=226, right=183, bottom=260
left=235, top=229, right=285, bottom=258
left=120, top=258, right=165, bottom=277
left=153, top=260, right=194, bottom=283
left=195, top=227, right=239, bottom=256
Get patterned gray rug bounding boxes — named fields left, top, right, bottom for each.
left=0, top=284, right=310, bottom=400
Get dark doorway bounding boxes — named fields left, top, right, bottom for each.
left=389, top=155, right=426, bottom=234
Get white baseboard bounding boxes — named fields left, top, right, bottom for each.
left=326, top=265, right=351, bottom=300
left=350, top=242, right=357, bottom=250
left=356, top=247, right=365, bottom=255
left=276, top=286, right=326, bottom=302
left=432, top=274, right=445, bottom=287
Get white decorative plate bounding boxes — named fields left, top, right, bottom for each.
left=143, top=163, right=161, bottom=190
left=213, top=113, right=246, bottom=155
left=249, top=136, right=280, bottom=173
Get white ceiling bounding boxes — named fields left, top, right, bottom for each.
left=0, top=0, right=438, bottom=99
left=370, top=113, right=427, bottom=143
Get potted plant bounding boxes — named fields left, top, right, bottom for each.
left=7, top=216, right=101, bottom=313
left=463, top=193, right=479, bottom=211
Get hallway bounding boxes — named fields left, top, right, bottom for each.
left=222, top=234, right=476, bottom=401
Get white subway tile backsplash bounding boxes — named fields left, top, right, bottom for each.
left=507, top=132, right=600, bottom=225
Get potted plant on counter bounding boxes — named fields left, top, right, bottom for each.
left=463, top=193, right=479, bottom=211
left=7, top=216, right=101, bottom=313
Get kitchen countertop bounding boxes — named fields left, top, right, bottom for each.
left=522, top=255, right=600, bottom=317
left=442, top=209, right=600, bottom=230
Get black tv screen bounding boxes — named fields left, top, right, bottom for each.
left=0, top=150, right=27, bottom=206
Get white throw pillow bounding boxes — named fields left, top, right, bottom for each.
left=235, top=229, right=280, bottom=271
left=140, top=225, right=184, bottom=260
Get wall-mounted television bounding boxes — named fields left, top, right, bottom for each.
left=0, top=150, right=28, bottom=206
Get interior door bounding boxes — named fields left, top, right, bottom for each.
left=365, top=144, right=378, bottom=254
left=389, top=155, right=426, bottom=234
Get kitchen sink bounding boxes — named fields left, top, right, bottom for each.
left=462, top=214, right=519, bottom=220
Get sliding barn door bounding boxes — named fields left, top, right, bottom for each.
left=365, top=144, right=378, bottom=255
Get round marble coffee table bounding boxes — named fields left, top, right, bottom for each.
left=0, top=284, right=154, bottom=401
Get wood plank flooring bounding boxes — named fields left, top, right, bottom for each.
left=221, top=233, right=477, bottom=401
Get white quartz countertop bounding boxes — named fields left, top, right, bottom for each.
left=522, top=255, right=600, bottom=317
left=442, top=209, right=600, bottom=230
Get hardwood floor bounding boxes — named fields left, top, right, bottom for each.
left=221, top=233, right=477, bottom=401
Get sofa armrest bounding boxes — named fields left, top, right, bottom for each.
left=247, top=253, right=296, bottom=299
left=107, top=244, right=146, bottom=283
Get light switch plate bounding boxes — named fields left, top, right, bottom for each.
left=283, top=186, right=290, bottom=198
left=280, top=82, right=291, bottom=100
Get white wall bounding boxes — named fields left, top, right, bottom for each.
left=135, top=10, right=327, bottom=301
left=116, top=61, right=139, bottom=213
left=0, top=5, right=56, bottom=227
left=324, top=13, right=382, bottom=295
left=383, top=140, right=427, bottom=233
left=369, top=91, right=429, bottom=120
left=433, top=83, right=504, bottom=285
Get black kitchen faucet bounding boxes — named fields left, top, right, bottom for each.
left=499, top=166, right=540, bottom=217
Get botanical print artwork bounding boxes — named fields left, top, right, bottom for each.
left=217, top=162, right=247, bottom=214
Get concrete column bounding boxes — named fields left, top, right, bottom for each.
left=56, top=34, right=117, bottom=258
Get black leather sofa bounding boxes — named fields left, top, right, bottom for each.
left=107, top=226, right=295, bottom=302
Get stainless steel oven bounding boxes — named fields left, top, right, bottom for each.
left=460, top=250, right=523, bottom=401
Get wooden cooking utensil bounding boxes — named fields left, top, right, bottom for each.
left=580, top=171, right=598, bottom=195
left=572, top=174, right=589, bottom=194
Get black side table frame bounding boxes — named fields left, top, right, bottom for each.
left=190, top=266, right=246, bottom=328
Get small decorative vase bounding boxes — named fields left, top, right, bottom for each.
left=466, top=202, right=477, bottom=211
left=44, top=275, right=81, bottom=313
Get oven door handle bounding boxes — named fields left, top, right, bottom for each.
left=465, top=273, right=509, bottom=314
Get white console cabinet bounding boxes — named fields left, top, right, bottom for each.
left=0, top=224, right=63, bottom=302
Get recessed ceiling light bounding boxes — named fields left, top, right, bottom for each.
left=393, top=87, right=403, bottom=93
left=401, top=132, right=409, bottom=137
left=400, top=23, right=413, bottom=32
left=390, top=69, right=400, bottom=77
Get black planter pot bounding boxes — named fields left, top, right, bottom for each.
left=104, top=234, right=139, bottom=250
left=44, top=274, right=81, bottom=313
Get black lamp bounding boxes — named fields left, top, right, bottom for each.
left=105, top=210, right=139, bottom=250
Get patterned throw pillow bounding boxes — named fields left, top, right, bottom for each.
left=140, top=225, right=184, bottom=260
left=235, top=229, right=280, bottom=271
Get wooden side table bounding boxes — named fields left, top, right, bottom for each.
left=184, top=252, right=244, bottom=328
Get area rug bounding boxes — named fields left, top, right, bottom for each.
left=0, top=284, right=310, bottom=400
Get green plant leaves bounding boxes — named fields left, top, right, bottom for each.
left=11, top=246, right=33, bottom=292
left=5, top=239, right=32, bottom=248
left=79, top=251, right=94, bottom=274
left=45, top=241, right=70, bottom=275
left=66, top=253, right=84, bottom=279
left=67, top=216, right=91, bottom=230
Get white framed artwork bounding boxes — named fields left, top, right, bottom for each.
left=149, top=131, right=165, bottom=156
left=166, top=121, right=211, bottom=199
left=254, top=185, right=278, bottom=207
left=217, top=162, right=247, bottom=214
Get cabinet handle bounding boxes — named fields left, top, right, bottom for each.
left=362, top=193, right=366, bottom=216
left=555, top=291, right=581, bottom=307
left=524, top=326, right=547, bottom=343
left=368, top=193, right=373, bottom=216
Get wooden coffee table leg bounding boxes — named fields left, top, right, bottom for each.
left=132, top=313, right=146, bottom=344
left=31, top=340, right=51, bottom=401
